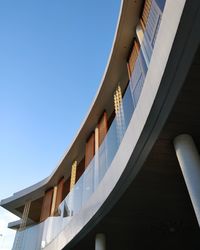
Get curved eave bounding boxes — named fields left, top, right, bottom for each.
left=0, top=0, right=143, bottom=212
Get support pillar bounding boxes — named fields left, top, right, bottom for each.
left=174, top=134, right=200, bottom=227
left=95, top=233, right=106, bottom=250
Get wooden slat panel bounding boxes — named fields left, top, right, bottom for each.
left=85, top=133, right=95, bottom=168
left=19, top=200, right=31, bottom=230
left=140, top=18, right=145, bottom=32
left=54, top=177, right=64, bottom=214
left=40, top=188, right=53, bottom=222
left=128, top=41, right=140, bottom=76
left=141, top=0, right=152, bottom=27
left=50, top=186, right=57, bottom=216
left=98, top=112, right=108, bottom=146
left=70, top=161, right=77, bottom=191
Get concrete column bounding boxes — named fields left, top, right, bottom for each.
left=174, top=134, right=200, bottom=227
left=95, top=233, right=106, bottom=250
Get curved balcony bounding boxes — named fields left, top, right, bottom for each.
left=2, top=0, right=199, bottom=249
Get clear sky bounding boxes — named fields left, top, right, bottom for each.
left=0, top=0, right=121, bottom=249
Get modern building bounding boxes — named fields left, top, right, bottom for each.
left=1, top=0, right=200, bottom=249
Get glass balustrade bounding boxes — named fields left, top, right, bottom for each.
left=62, top=84, right=135, bottom=218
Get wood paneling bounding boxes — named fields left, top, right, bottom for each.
left=98, top=112, right=108, bottom=146
left=141, top=0, right=152, bottom=27
left=127, top=41, right=139, bottom=76
left=54, top=177, right=64, bottom=215
left=40, top=188, right=53, bottom=222
left=70, top=161, right=77, bottom=191
left=17, top=197, right=43, bottom=223
left=50, top=186, right=57, bottom=216
left=85, top=133, right=95, bottom=168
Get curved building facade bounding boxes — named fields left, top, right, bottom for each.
left=1, top=0, right=200, bottom=249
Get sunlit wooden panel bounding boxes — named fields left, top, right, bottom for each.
left=98, top=112, right=108, bottom=147
left=85, top=133, right=95, bottom=168
left=114, top=86, right=123, bottom=115
left=50, top=186, right=57, bottom=216
left=127, top=41, right=140, bottom=76
left=40, top=188, right=53, bottom=222
left=54, top=177, right=64, bottom=215
left=114, top=85, right=125, bottom=142
left=70, top=161, right=77, bottom=191
left=141, top=0, right=152, bottom=27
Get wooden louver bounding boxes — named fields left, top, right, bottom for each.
left=98, top=112, right=108, bottom=147
left=85, top=133, right=95, bottom=169
left=127, top=41, right=140, bottom=78
left=40, top=188, right=54, bottom=222
left=19, top=200, right=31, bottom=231
left=114, top=86, right=123, bottom=115
left=70, top=161, right=77, bottom=191
left=141, top=0, right=152, bottom=27
left=114, top=85, right=125, bottom=142
left=54, top=177, right=64, bottom=215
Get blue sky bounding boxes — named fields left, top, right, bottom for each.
left=0, top=0, right=121, bottom=248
